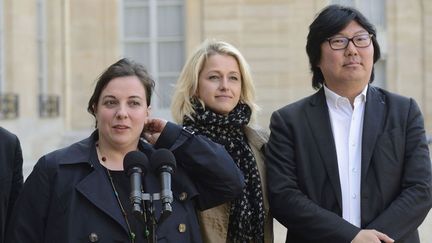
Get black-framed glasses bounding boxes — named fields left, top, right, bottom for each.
left=327, top=34, right=373, bottom=50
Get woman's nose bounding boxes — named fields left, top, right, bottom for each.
left=116, top=105, right=128, bottom=119
left=219, top=77, right=229, bottom=90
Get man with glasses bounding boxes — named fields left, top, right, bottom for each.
left=266, top=4, right=432, bottom=243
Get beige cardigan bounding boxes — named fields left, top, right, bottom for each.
left=198, top=125, right=273, bottom=243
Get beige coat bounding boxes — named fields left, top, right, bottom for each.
left=199, top=125, right=273, bottom=243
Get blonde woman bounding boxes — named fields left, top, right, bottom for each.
left=172, top=39, right=272, bottom=242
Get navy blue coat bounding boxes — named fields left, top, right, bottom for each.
left=0, top=127, right=23, bottom=243
left=6, top=122, right=244, bottom=243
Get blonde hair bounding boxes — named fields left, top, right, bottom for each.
left=171, top=39, right=259, bottom=124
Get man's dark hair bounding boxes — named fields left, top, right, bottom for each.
left=306, top=4, right=381, bottom=90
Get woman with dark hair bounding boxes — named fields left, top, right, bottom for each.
left=6, top=58, right=244, bottom=243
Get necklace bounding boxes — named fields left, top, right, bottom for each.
left=106, top=169, right=136, bottom=243
left=96, top=143, right=136, bottom=243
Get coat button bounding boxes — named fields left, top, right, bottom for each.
left=179, top=192, right=188, bottom=201
left=89, top=232, right=99, bottom=242
left=178, top=223, right=187, bottom=233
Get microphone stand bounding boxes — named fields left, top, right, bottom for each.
left=142, top=193, right=161, bottom=243
left=132, top=203, right=149, bottom=240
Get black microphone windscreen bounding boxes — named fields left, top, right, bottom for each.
left=150, top=148, right=176, bottom=172
left=123, top=151, right=149, bottom=176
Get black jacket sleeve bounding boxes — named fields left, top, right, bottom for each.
left=5, top=156, right=52, bottom=243
left=5, top=135, right=23, bottom=231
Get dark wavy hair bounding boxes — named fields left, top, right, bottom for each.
left=87, top=58, right=155, bottom=127
left=306, top=4, right=381, bottom=90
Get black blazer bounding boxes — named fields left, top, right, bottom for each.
left=0, top=127, right=23, bottom=243
left=266, top=86, right=432, bottom=243
left=6, top=122, right=244, bottom=243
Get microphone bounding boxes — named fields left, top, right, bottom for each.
left=150, top=148, right=176, bottom=222
left=123, top=151, right=149, bottom=218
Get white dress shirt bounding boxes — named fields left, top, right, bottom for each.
left=324, top=85, right=367, bottom=227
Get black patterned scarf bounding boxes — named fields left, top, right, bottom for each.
left=183, top=99, right=265, bottom=243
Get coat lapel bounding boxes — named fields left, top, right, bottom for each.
left=361, top=86, right=386, bottom=181
left=305, top=89, right=342, bottom=209
left=74, top=148, right=130, bottom=234
left=58, top=132, right=130, bottom=234
left=75, top=167, right=129, bottom=234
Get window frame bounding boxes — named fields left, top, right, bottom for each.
left=120, top=0, right=185, bottom=119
